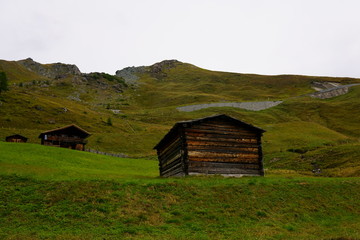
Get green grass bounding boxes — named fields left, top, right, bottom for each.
left=1, top=141, right=360, bottom=239
left=129, top=62, right=360, bottom=108
left=289, top=142, right=360, bottom=177
left=1, top=175, right=360, bottom=239
left=0, top=60, right=48, bottom=83
left=0, top=142, right=158, bottom=180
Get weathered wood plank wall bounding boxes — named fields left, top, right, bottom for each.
left=184, top=119, right=262, bottom=176
left=154, top=115, right=265, bottom=177
left=157, top=133, right=184, bottom=177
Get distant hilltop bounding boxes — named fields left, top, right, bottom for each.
left=17, top=58, right=81, bottom=79
left=13, top=58, right=184, bottom=84
left=116, top=60, right=182, bottom=84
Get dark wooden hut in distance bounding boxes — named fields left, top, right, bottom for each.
left=154, top=114, right=265, bottom=177
left=38, top=124, right=90, bottom=151
left=5, top=134, right=28, bottom=143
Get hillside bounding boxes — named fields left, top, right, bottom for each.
left=0, top=142, right=360, bottom=240
left=1, top=58, right=360, bottom=175
left=0, top=142, right=157, bottom=180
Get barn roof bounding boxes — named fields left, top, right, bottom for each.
left=38, top=124, right=91, bottom=138
left=154, top=114, right=265, bottom=149
left=5, top=134, right=28, bottom=140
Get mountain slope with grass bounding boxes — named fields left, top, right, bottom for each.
left=0, top=142, right=360, bottom=240
left=1, top=58, right=360, bottom=239
left=1, top=58, right=360, bottom=175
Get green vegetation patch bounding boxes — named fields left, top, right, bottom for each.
left=0, top=142, right=158, bottom=180
left=293, top=143, right=360, bottom=177
left=0, top=175, right=359, bottom=239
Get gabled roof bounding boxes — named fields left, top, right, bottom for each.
left=38, top=124, right=91, bottom=138
left=6, top=134, right=28, bottom=140
left=154, top=114, right=265, bottom=149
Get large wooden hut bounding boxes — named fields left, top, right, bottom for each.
left=38, top=124, right=90, bottom=151
left=154, top=114, right=265, bottom=177
left=5, top=134, right=28, bottom=143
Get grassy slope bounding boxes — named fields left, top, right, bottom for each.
left=0, top=142, right=360, bottom=240
left=0, top=60, right=47, bottom=83
left=0, top=60, right=161, bottom=156
left=0, top=142, right=157, bottom=180
left=130, top=62, right=359, bottom=108
left=1, top=60, right=360, bottom=239
left=1, top=59, right=360, bottom=173
left=1, top=175, right=360, bottom=240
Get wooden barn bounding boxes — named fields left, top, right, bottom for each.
left=154, top=114, right=265, bottom=177
left=5, top=134, right=28, bottom=143
left=38, top=124, right=90, bottom=151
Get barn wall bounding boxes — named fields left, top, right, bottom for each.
left=184, top=119, right=263, bottom=176
left=6, top=137, right=26, bottom=143
left=157, top=131, right=185, bottom=177
left=41, top=137, right=85, bottom=151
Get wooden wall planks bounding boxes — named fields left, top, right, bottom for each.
left=155, top=115, right=264, bottom=177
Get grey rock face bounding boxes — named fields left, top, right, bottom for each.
left=311, top=81, right=341, bottom=91
left=115, top=66, right=146, bottom=84
left=17, top=58, right=81, bottom=79
left=150, top=60, right=180, bottom=71
left=309, top=84, right=360, bottom=99
left=115, top=60, right=181, bottom=84
left=67, top=92, right=81, bottom=102
left=110, top=109, right=122, bottom=114
left=177, top=101, right=283, bottom=112
left=148, top=60, right=181, bottom=80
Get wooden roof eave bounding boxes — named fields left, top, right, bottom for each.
left=153, top=123, right=181, bottom=150
left=5, top=134, right=28, bottom=140
left=153, top=114, right=265, bottom=150
left=38, top=124, right=91, bottom=138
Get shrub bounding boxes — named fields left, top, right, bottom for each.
left=0, top=72, right=9, bottom=94
left=106, top=117, right=113, bottom=126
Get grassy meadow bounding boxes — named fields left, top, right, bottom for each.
left=1, top=142, right=360, bottom=240
left=1, top=59, right=360, bottom=239
left=0, top=142, right=158, bottom=180
left=1, top=59, right=360, bottom=162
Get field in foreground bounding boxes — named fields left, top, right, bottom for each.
left=1, top=142, right=360, bottom=240
left=1, top=175, right=360, bottom=240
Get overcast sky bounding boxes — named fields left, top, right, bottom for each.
left=1, top=0, right=360, bottom=78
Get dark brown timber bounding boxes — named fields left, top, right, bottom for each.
left=5, top=134, right=28, bottom=143
left=38, top=124, right=90, bottom=151
left=154, top=114, right=265, bottom=177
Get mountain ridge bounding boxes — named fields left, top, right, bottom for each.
left=1, top=57, right=360, bottom=176
left=1, top=58, right=360, bottom=240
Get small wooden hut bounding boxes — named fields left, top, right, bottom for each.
left=154, top=114, right=265, bottom=177
left=38, top=124, right=90, bottom=151
left=5, top=134, right=28, bottom=143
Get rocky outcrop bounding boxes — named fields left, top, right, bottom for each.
left=150, top=60, right=180, bottom=72
left=309, top=84, right=360, bottom=99
left=115, top=66, right=146, bottom=85
left=177, top=101, right=283, bottom=112
left=311, top=81, right=341, bottom=91
left=17, top=58, right=81, bottom=79
left=149, top=60, right=180, bottom=79
left=115, top=60, right=181, bottom=84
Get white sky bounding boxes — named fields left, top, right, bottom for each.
left=1, top=0, right=360, bottom=78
